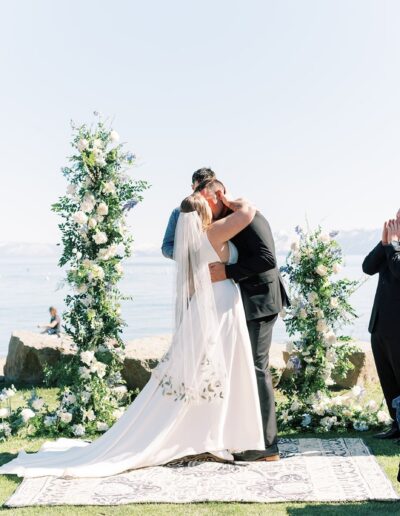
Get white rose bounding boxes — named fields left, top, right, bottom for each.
left=323, top=331, right=337, bottom=346
left=109, top=130, right=120, bottom=143
left=31, top=398, right=44, bottom=411
left=319, top=233, right=331, bottom=244
left=91, top=361, right=107, bottom=378
left=299, top=308, right=307, bottom=319
left=72, top=424, right=85, bottom=436
left=80, top=351, right=95, bottom=366
left=73, top=211, right=88, bottom=225
left=315, top=309, right=324, bottom=319
left=0, top=408, right=10, bottom=418
left=67, top=184, right=77, bottom=196
left=97, top=422, right=109, bottom=432
left=115, top=263, right=123, bottom=275
left=81, top=391, right=91, bottom=404
left=77, top=138, right=89, bottom=152
left=65, top=393, right=77, bottom=405
left=351, top=385, right=365, bottom=398
left=333, top=263, right=341, bottom=274
left=88, top=218, right=97, bottom=229
left=315, top=264, right=328, bottom=277
left=308, top=292, right=318, bottom=304
left=60, top=412, right=73, bottom=424
left=84, top=409, right=96, bottom=422
left=103, top=181, right=116, bottom=195
left=93, top=231, right=108, bottom=245
left=97, top=202, right=109, bottom=216
left=113, top=408, right=125, bottom=420
left=81, top=200, right=95, bottom=214
left=366, top=400, right=378, bottom=411
left=316, top=319, right=328, bottom=333
left=4, top=387, right=16, bottom=398
left=290, top=241, right=299, bottom=252
left=377, top=410, right=391, bottom=424
left=92, top=138, right=103, bottom=149
left=330, top=297, right=339, bottom=309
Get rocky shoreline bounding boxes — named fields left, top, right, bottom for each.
left=0, top=331, right=378, bottom=390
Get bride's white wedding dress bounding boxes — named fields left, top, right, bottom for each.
left=0, top=230, right=264, bottom=479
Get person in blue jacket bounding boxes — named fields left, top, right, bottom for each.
left=161, top=168, right=216, bottom=259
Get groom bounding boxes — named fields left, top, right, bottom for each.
left=197, top=178, right=289, bottom=462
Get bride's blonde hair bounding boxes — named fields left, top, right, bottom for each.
left=180, top=194, right=212, bottom=230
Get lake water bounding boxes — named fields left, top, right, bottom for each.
left=0, top=255, right=377, bottom=357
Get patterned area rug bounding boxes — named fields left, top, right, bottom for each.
left=5, top=438, right=399, bottom=506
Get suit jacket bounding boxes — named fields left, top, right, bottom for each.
left=225, top=211, right=289, bottom=320
left=362, top=241, right=400, bottom=336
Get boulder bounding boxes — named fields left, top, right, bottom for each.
left=4, top=330, right=74, bottom=385
left=121, top=335, right=171, bottom=390
left=282, top=341, right=378, bottom=388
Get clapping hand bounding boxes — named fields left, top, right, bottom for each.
left=386, top=219, right=400, bottom=243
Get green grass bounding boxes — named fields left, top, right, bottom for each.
left=0, top=387, right=399, bottom=515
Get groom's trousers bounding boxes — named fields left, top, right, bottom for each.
left=246, top=313, right=278, bottom=448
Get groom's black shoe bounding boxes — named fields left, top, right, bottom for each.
left=233, top=444, right=280, bottom=462
left=373, top=424, right=400, bottom=440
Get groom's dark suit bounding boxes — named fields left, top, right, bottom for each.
left=225, top=211, right=289, bottom=450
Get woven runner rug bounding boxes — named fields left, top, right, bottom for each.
left=5, top=438, right=399, bottom=506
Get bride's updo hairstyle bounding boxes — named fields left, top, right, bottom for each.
left=180, top=193, right=212, bottom=230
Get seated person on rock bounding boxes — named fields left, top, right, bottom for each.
left=38, top=306, right=61, bottom=337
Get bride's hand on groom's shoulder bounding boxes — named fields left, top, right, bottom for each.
left=217, top=191, right=255, bottom=212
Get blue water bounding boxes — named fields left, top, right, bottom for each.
left=0, top=255, right=377, bottom=356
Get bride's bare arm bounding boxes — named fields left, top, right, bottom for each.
left=207, top=192, right=256, bottom=246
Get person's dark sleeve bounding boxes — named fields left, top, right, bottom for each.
left=225, top=238, right=276, bottom=282
left=161, top=208, right=179, bottom=259
left=362, top=242, right=386, bottom=276
left=384, top=242, right=400, bottom=280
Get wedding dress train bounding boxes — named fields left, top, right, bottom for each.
left=0, top=233, right=264, bottom=478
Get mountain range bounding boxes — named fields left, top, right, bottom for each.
left=0, top=228, right=381, bottom=260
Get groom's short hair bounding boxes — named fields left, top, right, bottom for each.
left=192, top=168, right=216, bottom=185
left=194, top=178, right=226, bottom=194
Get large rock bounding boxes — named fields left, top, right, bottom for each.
left=282, top=341, right=378, bottom=388
left=122, top=335, right=171, bottom=390
left=4, top=331, right=74, bottom=385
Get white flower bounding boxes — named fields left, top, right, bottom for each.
left=315, top=264, right=328, bottom=277
left=103, top=181, right=116, bottom=195
left=315, top=309, right=324, bottom=319
left=80, top=351, right=95, bottom=366
left=330, top=297, right=339, bottom=309
left=73, top=211, right=88, bottom=225
left=115, top=263, right=123, bottom=275
left=90, top=360, right=107, bottom=378
left=84, top=409, right=96, bottom=422
left=113, top=385, right=128, bottom=396
left=333, top=263, right=341, bottom=274
left=290, top=241, right=299, bottom=252
left=67, top=184, right=77, bottom=196
left=292, top=252, right=301, bottom=265
left=31, top=398, right=44, bottom=411
left=88, top=218, right=97, bottom=229
left=316, top=319, right=328, bottom=333
left=377, top=410, right=392, bottom=424
left=109, top=130, right=120, bottom=143
left=280, top=409, right=293, bottom=424
left=88, top=264, right=105, bottom=282
left=79, top=366, right=91, bottom=380
left=72, top=424, right=85, bottom=436
left=113, top=408, right=125, bottom=420
left=290, top=399, right=301, bottom=411
left=0, top=408, right=10, bottom=418
left=308, top=292, right=318, bottom=304
left=319, top=233, right=331, bottom=244
left=60, top=412, right=73, bottom=424
left=81, top=391, right=91, bottom=404
left=77, top=284, right=88, bottom=294
left=323, top=331, right=337, bottom=347
left=92, top=138, right=103, bottom=149
left=299, top=308, right=307, bottom=319
left=0, top=422, right=11, bottom=437
left=65, top=393, right=77, bottom=405
left=97, top=422, right=109, bottom=432
left=93, top=231, right=108, bottom=245
left=4, top=387, right=16, bottom=398
left=81, top=194, right=95, bottom=214
left=77, top=138, right=89, bottom=152
left=97, top=202, right=109, bottom=216
left=44, top=415, right=57, bottom=427
left=351, top=385, right=365, bottom=399
left=98, top=244, right=118, bottom=261
left=326, top=349, right=337, bottom=364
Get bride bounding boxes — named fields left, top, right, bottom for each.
left=0, top=192, right=265, bottom=478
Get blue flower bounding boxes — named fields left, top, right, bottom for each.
left=295, top=225, right=303, bottom=235
left=122, top=199, right=138, bottom=212
left=329, top=230, right=339, bottom=238
left=301, top=413, right=312, bottom=427
left=126, top=152, right=136, bottom=163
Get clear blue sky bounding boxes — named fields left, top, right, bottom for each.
left=1, top=0, right=399, bottom=249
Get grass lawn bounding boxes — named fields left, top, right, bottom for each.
left=0, top=387, right=399, bottom=515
